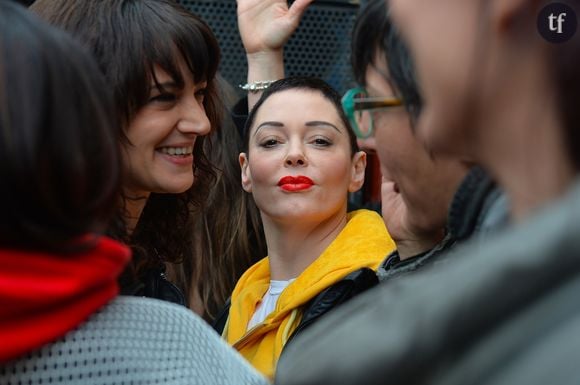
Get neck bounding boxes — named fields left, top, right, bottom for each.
left=396, top=229, right=445, bottom=261
left=477, top=55, right=574, bottom=221
left=122, top=189, right=150, bottom=236
left=262, top=208, right=348, bottom=280
left=489, top=112, right=574, bottom=221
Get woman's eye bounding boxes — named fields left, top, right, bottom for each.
left=148, top=93, right=176, bottom=103
left=195, top=88, right=207, bottom=102
left=260, top=139, right=279, bottom=148
left=312, top=137, right=331, bottom=146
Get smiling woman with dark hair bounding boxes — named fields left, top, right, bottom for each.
left=30, top=0, right=222, bottom=306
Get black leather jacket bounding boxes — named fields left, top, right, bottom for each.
left=121, top=266, right=186, bottom=307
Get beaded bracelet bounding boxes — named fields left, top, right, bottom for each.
left=238, top=80, right=276, bottom=93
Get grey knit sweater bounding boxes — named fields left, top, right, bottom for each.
left=0, top=296, right=268, bottom=385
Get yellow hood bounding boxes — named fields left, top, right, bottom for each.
left=224, top=209, right=395, bottom=379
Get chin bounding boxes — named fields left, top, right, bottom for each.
left=269, top=205, right=339, bottom=224
left=156, top=179, right=194, bottom=194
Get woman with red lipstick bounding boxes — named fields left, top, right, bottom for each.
left=220, top=77, right=396, bottom=378
left=31, top=0, right=221, bottom=307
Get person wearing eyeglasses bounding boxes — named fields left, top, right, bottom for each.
left=342, top=0, right=483, bottom=272
left=277, top=0, right=580, bottom=382
left=271, top=2, right=510, bottom=382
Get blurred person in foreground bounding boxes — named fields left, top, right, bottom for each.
left=276, top=0, right=580, bottom=384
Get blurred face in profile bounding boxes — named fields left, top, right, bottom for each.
left=358, top=51, right=464, bottom=246
left=388, top=0, right=481, bottom=159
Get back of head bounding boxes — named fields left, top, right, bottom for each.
left=0, top=1, right=120, bottom=251
left=352, top=0, right=422, bottom=120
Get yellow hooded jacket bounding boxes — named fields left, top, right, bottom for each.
left=223, top=209, right=395, bottom=379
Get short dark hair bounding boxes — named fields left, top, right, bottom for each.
left=0, top=1, right=120, bottom=251
left=243, top=76, right=359, bottom=156
left=352, top=0, right=422, bottom=121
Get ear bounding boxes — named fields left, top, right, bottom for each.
left=348, top=151, right=367, bottom=193
left=492, top=0, right=542, bottom=33
left=239, top=152, right=253, bottom=193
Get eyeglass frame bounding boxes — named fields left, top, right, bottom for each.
left=341, top=87, right=403, bottom=139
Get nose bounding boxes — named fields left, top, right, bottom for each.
left=357, top=136, right=377, bottom=153
left=284, top=142, right=308, bottom=167
left=176, top=97, right=211, bottom=136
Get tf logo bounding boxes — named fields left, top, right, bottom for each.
left=537, top=2, right=577, bottom=43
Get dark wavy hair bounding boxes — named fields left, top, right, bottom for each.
left=31, top=0, right=221, bottom=289
left=243, top=76, right=359, bottom=156
left=176, top=75, right=266, bottom=320
left=352, top=0, right=422, bottom=122
left=0, top=1, right=120, bottom=252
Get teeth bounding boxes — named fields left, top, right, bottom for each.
left=159, top=146, right=193, bottom=156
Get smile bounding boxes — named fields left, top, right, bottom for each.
left=278, top=175, right=314, bottom=192
left=158, top=146, right=193, bottom=156
left=157, top=146, right=194, bottom=166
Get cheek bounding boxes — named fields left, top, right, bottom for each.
left=320, top=156, right=354, bottom=190
left=247, top=158, right=275, bottom=186
left=125, top=118, right=150, bottom=151
left=373, top=113, right=414, bottom=176
left=127, top=109, right=173, bottom=146
left=120, top=133, right=147, bottom=166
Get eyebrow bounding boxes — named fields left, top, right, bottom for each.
left=253, top=120, right=341, bottom=137
left=305, top=121, right=341, bottom=132
left=253, top=121, right=283, bottom=137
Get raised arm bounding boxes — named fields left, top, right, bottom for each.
left=237, top=0, right=314, bottom=109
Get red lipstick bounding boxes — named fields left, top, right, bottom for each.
left=278, top=175, right=314, bottom=192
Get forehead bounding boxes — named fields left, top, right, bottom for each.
left=255, top=88, right=341, bottom=122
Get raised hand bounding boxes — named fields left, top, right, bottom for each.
left=237, top=0, right=314, bottom=55
left=237, top=0, right=314, bottom=108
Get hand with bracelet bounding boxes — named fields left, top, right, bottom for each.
left=237, top=0, right=313, bottom=108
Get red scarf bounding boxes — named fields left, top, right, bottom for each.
left=0, top=236, right=130, bottom=362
